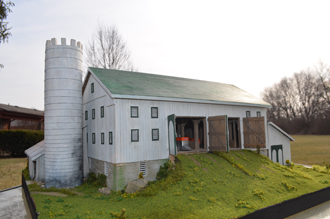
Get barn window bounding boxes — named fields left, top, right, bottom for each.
left=151, top=107, right=158, bottom=118
left=257, top=111, right=261, bottom=117
left=152, top=129, right=159, bottom=141
left=85, top=110, right=88, bottom=120
left=91, top=83, right=94, bottom=93
left=92, top=109, right=95, bottom=119
left=131, top=129, right=139, bottom=142
left=131, top=106, right=138, bottom=118
left=109, top=132, right=113, bottom=145
left=101, top=106, right=104, bottom=118
left=246, top=111, right=251, bottom=118
left=92, top=133, right=95, bottom=144
left=101, top=133, right=104, bottom=144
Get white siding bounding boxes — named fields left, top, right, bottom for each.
left=116, top=99, right=268, bottom=163
left=267, top=124, right=291, bottom=163
left=83, top=74, right=116, bottom=163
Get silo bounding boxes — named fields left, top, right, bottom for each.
left=44, top=38, right=83, bottom=188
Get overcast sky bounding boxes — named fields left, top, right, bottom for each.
left=1, top=0, right=330, bottom=110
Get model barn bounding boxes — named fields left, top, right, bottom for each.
left=25, top=38, right=293, bottom=191
left=82, top=67, right=292, bottom=191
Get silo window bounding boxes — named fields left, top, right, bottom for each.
left=246, top=111, right=251, bottom=118
left=85, top=111, right=88, bottom=120
left=131, top=129, right=139, bottom=142
left=257, top=111, right=261, bottom=117
left=152, top=129, right=159, bottom=141
left=101, top=133, right=104, bottom=144
left=92, top=133, right=95, bottom=144
left=87, top=133, right=88, bottom=143
left=151, top=107, right=158, bottom=118
left=91, top=83, right=94, bottom=93
left=109, top=132, right=113, bottom=145
left=101, top=106, right=104, bottom=118
left=131, top=106, right=138, bottom=118
left=92, top=109, right=95, bottom=119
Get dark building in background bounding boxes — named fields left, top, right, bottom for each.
left=0, top=103, right=44, bottom=130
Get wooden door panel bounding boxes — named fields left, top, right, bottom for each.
left=243, top=117, right=265, bottom=148
left=208, top=115, right=228, bottom=151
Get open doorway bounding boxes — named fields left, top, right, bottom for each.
left=228, top=118, right=241, bottom=149
left=175, top=117, right=206, bottom=153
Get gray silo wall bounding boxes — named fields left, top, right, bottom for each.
left=44, top=38, right=83, bottom=188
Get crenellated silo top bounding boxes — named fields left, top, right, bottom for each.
left=45, top=38, right=83, bottom=51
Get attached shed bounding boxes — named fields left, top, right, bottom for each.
left=82, top=68, right=283, bottom=191
left=267, top=122, right=294, bottom=165
left=25, top=140, right=45, bottom=182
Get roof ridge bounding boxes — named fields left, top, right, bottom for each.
left=88, top=67, right=235, bottom=86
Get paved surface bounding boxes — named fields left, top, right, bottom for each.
left=0, top=187, right=30, bottom=219
left=286, top=200, right=330, bottom=219
left=296, top=163, right=313, bottom=168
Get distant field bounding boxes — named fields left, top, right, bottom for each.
left=291, top=135, right=330, bottom=166
left=0, top=158, right=27, bottom=190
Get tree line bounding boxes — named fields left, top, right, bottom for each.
left=262, top=62, right=330, bottom=134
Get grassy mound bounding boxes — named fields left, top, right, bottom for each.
left=30, top=150, right=330, bottom=218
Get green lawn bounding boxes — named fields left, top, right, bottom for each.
left=291, top=135, right=330, bottom=166
left=31, top=150, right=330, bottom=219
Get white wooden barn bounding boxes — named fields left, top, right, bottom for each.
left=24, top=37, right=294, bottom=190
left=82, top=67, right=294, bottom=191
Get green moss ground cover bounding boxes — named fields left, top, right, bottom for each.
left=30, top=150, right=330, bottom=219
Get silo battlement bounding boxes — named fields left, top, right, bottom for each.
left=44, top=38, right=83, bottom=188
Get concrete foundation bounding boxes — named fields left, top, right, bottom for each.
left=89, top=158, right=168, bottom=191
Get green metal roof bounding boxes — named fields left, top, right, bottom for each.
left=89, top=67, right=271, bottom=107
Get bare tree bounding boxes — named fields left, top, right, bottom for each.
left=293, top=69, right=325, bottom=123
left=262, top=76, right=299, bottom=121
left=315, top=61, right=330, bottom=106
left=86, top=23, right=134, bottom=71
left=262, top=68, right=327, bottom=134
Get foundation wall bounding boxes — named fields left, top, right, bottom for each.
left=89, top=157, right=167, bottom=191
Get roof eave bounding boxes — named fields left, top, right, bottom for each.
left=112, top=94, right=272, bottom=108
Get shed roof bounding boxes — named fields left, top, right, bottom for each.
left=86, top=68, right=271, bottom=107
left=268, top=122, right=295, bottom=141
left=0, top=103, right=44, bottom=117
left=25, top=140, right=44, bottom=161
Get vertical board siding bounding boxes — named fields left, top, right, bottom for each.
left=83, top=74, right=115, bottom=163
left=83, top=76, right=270, bottom=164
left=267, top=124, right=291, bottom=163
left=116, top=99, right=268, bottom=163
